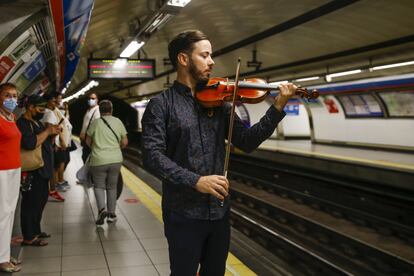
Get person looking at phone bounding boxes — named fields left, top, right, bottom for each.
left=40, top=93, right=66, bottom=202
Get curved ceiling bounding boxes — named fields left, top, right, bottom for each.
left=66, top=0, right=414, bottom=102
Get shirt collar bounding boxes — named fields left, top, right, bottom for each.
left=173, top=80, right=193, bottom=97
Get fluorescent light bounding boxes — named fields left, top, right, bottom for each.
left=167, top=0, right=192, bottom=7
left=294, top=76, right=320, bottom=82
left=120, top=41, right=145, bottom=58
left=327, top=69, right=362, bottom=78
left=371, top=61, right=414, bottom=71
left=144, top=13, right=174, bottom=34
left=62, top=80, right=99, bottom=103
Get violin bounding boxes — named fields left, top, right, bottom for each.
left=196, top=77, right=319, bottom=108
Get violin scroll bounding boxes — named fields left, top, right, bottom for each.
left=295, top=87, right=319, bottom=99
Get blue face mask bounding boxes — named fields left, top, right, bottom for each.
left=3, top=98, right=17, bottom=113
left=88, top=99, right=97, bottom=107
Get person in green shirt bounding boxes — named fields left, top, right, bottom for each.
left=86, top=100, right=128, bottom=225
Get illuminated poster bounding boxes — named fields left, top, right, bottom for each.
left=379, top=91, right=414, bottom=117
left=336, top=94, right=383, bottom=117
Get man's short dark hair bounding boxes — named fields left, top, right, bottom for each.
left=99, top=100, right=112, bottom=114
left=168, top=30, right=209, bottom=69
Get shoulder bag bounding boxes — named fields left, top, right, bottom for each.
left=21, top=122, right=44, bottom=172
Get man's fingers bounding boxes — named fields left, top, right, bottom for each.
left=210, top=189, right=224, bottom=201
left=215, top=178, right=229, bottom=192
left=214, top=184, right=228, bottom=197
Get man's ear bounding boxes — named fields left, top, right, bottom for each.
left=177, top=52, right=189, bottom=67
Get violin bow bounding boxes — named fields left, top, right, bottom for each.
left=222, top=58, right=241, bottom=206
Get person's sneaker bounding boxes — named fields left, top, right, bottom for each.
left=48, top=191, right=65, bottom=202
left=96, top=209, right=107, bottom=225
left=56, top=184, right=69, bottom=192
left=106, top=213, right=117, bottom=223
left=59, top=181, right=71, bottom=189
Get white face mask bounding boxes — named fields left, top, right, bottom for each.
left=88, top=99, right=97, bottom=106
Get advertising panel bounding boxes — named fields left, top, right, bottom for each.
left=336, top=94, right=383, bottom=117
left=379, top=91, right=414, bottom=117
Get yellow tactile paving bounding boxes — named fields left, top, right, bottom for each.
left=121, top=166, right=257, bottom=276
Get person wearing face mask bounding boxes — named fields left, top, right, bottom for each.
left=16, top=94, right=61, bottom=247
left=56, top=96, right=73, bottom=184
left=79, top=92, right=100, bottom=163
left=0, top=83, right=22, bottom=273
left=41, top=93, right=67, bottom=201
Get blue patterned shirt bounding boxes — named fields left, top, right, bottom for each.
left=142, top=81, right=285, bottom=220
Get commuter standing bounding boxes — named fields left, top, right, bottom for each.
left=41, top=93, right=67, bottom=201
left=80, top=92, right=100, bottom=163
left=17, top=95, right=61, bottom=247
left=86, top=100, right=128, bottom=225
left=54, top=94, right=72, bottom=187
left=142, top=30, right=297, bottom=276
left=0, top=83, right=21, bottom=273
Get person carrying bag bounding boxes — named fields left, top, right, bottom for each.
left=85, top=100, right=128, bottom=225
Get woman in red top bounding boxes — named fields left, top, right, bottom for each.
left=0, top=83, right=22, bottom=273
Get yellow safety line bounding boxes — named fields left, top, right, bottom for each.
left=121, top=166, right=257, bottom=276
left=260, top=145, right=414, bottom=173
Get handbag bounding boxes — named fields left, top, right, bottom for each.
left=69, top=140, right=77, bottom=152
left=20, top=171, right=34, bottom=192
left=76, top=156, right=92, bottom=188
left=21, top=122, right=44, bottom=172
left=116, top=173, right=123, bottom=199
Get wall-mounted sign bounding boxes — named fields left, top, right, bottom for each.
left=323, top=98, right=339, bottom=113
left=284, top=99, right=300, bottom=116
left=88, top=59, right=156, bottom=80
left=0, top=56, right=15, bottom=82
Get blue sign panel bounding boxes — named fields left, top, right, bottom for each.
left=23, top=52, right=46, bottom=82
left=283, top=99, right=300, bottom=115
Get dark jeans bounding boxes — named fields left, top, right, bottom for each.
left=21, top=172, right=49, bottom=240
left=163, top=209, right=230, bottom=276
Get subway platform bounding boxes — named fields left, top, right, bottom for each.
left=8, top=145, right=255, bottom=276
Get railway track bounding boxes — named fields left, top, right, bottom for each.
left=123, top=146, right=414, bottom=275
left=229, top=153, right=414, bottom=244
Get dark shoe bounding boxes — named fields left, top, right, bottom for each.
left=107, top=213, right=117, bottom=223
left=96, top=209, right=107, bottom=225
left=38, top=232, right=51, bottom=238
left=21, top=238, right=48, bottom=246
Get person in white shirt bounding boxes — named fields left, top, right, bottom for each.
left=41, top=93, right=66, bottom=202
left=80, top=93, right=100, bottom=163
left=55, top=94, right=73, bottom=187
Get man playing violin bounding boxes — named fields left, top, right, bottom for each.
left=142, top=30, right=297, bottom=276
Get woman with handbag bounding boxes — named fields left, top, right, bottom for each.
left=16, top=95, right=61, bottom=247
left=0, top=83, right=22, bottom=273
left=85, top=100, right=128, bottom=225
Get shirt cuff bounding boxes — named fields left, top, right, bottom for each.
left=268, top=104, right=286, bottom=121
left=187, top=172, right=201, bottom=189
